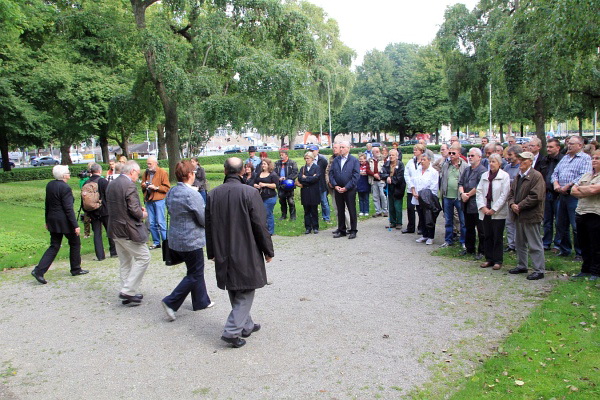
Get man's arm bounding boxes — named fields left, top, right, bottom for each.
left=156, top=168, right=170, bottom=194
left=287, top=160, right=299, bottom=180
left=344, top=157, right=360, bottom=190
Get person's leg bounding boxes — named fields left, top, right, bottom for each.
left=91, top=218, right=105, bottom=260
left=65, top=232, right=82, bottom=273
left=456, top=199, right=466, bottom=245
left=310, top=205, right=319, bottom=230
left=35, top=232, right=63, bottom=275
left=394, top=197, right=403, bottom=226
left=476, top=217, right=485, bottom=255
left=146, top=201, right=160, bottom=246
left=482, top=216, right=493, bottom=262
left=288, top=193, right=296, bottom=220
left=379, top=182, right=389, bottom=215
left=505, top=211, right=516, bottom=250
left=263, top=197, right=275, bottom=235
left=278, top=192, right=287, bottom=219
left=371, top=184, right=382, bottom=215
left=223, top=289, right=255, bottom=339
left=101, top=216, right=117, bottom=257
left=566, top=195, right=580, bottom=256
left=542, top=192, right=554, bottom=248
left=83, top=213, right=91, bottom=237
left=388, top=190, right=398, bottom=226
left=346, top=189, right=358, bottom=233
left=515, top=221, right=529, bottom=270
left=464, top=211, right=476, bottom=253
left=525, top=222, right=545, bottom=274
left=113, top=238, right=133, bottom=291
left=492, top=219, right=506, bottom=264
left=405, top=193, right=415, bottom=232
left=188, top=248, right=211, bottom=310
left=303, top=204, right=311, bottom=231
left=163, top=250, right=195, bottom=311
left=119, top=240, right=150, bottom=296
left=153, top=199, right=167, bottom=241
left=320, top=190, right=330, bottom=222
left=575, top=214, right=591, bottom=274
left=334, top=191, right=347, bottom=233
left=555, top=195, right=572, bottom=255
left=586, top=214, right=600, bottom=276
left=443, top=198, right=454, bottom=244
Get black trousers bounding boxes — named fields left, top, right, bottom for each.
left=576, top=213, right=600, bottom=276
left=334, top=188, right=357, bottom=233
left=482, top=216, right=505, bottom=264
left=36, top=231, right=82, bottom=275
left=405, top=193, right=423, bottom=233
left=163, top=248, right=211, bottom=311
left=303, top=204, right=319, bottom=231
left=416, top=205, right=436, bottom=239
left=279, top=191, right=296, bottom=219
left=464, top=211, right=484, bottom=254
left=91, top=215, right=117, bottom=260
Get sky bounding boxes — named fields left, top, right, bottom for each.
left=307, top=0, right=480, bottom=66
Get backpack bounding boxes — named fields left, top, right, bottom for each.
left=81, top=181, right=101, bottom=211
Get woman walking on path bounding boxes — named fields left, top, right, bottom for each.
left=161, top=160, right=213, bottom=321
left=253, top=158, right=279, bottom=235
left=297, top=151, right=321, bottom=234
left=476, top=154, right=511, bottom=270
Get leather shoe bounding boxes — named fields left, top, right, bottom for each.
left=221, top=336, right=246, bottom=348
left=119, top=292, right=142, bottom=303
left=278, top=216, right=287, bottom=220
left=526, top=272, right=545, bottom=280
left=458, top=249, right=468, bottom=256
left=71, top=269, right=89, bottom=276
left=348, top=232, right=356, bottom=239
left=503, top=246, right=515, bottom=253
left=480, top=261, right=493, bottom=268
left=333, top=232, right=346, bottom=238
left=31, top=270, right=47, bottom=284
left=242, top=324, right=261, bottom=338
left=385, top=224, right=397, bottom=229
left=508, top=267, right=528, bottom=274
left=332, top=229, right=339, bottom=235
left=492, top=264, right=502, bottom=270
left=401, top=229, right=414, bottom=234
left=474, top=253, right=484, bottom=261
left=305, top=229, right=311, bottom=234
left=313, top=230, right=319, bottom=234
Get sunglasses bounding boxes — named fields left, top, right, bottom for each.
left=467, top=154, right=476, bottom=157
left=449, top=152, right=457, bottom=155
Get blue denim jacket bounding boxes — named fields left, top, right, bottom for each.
left=165, top=182, right=206, bottom=252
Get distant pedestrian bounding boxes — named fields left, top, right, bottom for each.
left=206, top=158, right=274, bottom=348
left=191, top=157, right=208, bottom=203
left=540, top=138, right=564, bottom=250
left=412, top=152, right=440, bottom=245
left=253, top=158, right=279, bottom=235
left=31, top=165, right=89, bottom=284
left=245, top=146, right=261, bottom=169
left=297, top=152, right=321, bottom=234
left=141, top=156, right=170, bottom=250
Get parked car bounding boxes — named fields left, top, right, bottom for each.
left=293, top=143, right=307, bottom=150
left=31, top=156, right=59, bottom=166
left=370, top=142, right=382, bottom=147
left=223, top=148, right=242, bottom=154
left=400, top=140, right=418, bottom=146
left=0, top=158, right=16, bottom=168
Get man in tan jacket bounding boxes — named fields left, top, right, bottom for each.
left=141, top=156, right=170, bottom=249
left=507, top=152, right=546, bottom=280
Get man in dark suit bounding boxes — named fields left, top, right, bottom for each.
left=309, top=145, right=331, bottom=222
left=206, top=158, right=274, bottom=348
left=84, top=163, right=117, bottom=261
left=328, top=141, right=360, bottom=239
left=31, top=165, right=88, bottom=284
left=106, top=161, right=150, bottom=305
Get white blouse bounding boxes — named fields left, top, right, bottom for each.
left=411, top=165, right=439, bottom=205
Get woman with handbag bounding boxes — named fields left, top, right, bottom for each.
left=161, top=160, right=214, bottom=322
left=253, top=158, right=279, bottom=235
left=296, top=151, right=321, bottom=234
left=380, top=149, right=406, bottom=230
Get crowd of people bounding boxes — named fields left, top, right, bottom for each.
left=29, top=134, right=599, bottom=346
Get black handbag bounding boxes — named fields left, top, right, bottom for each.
left=162, top=211, right=185, bottom=266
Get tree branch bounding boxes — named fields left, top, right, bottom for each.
left=171, top=24, right=193, bottom=42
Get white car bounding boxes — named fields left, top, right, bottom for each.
left=70, top=153, right=84, bottom=163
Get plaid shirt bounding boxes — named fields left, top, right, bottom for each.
left=551, top=151, right=592, bottom=186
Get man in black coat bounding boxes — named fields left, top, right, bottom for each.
left=274, top=149, right=299, bottom=220
left=328, top=141, right=360, bottom=239
left=32, top=165, right=88, bottom=284
left=309, top=145, right=331, bottom=222
left=84, top=163, right=117, bottom=261
left=206, top=157, right=274, bottom=348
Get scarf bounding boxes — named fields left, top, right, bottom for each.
left=486, top=169, right=499, bottom=208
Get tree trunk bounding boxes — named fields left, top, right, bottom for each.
left=60, top=143, right=72, bottom=165
left=99, top=134, right=109, bottom=163
left=157, top=124, right=167, bottom=159
left=520, top=123, right=524, bottom=137
left=578, top=115, right=583, bottom=135
left=456, top=126, right=459, bottom=135
left=0, top=130, right=12, bottom=172
left=499, top=123, right=503, bottom=140
left=534, top=96, right=547, bottom=155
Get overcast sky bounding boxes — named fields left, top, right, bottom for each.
left=307, top=0, right=479, bottom=66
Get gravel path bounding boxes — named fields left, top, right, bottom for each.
left=0, top=217, right=553, bottom=399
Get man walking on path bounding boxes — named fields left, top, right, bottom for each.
left=329, top=141, right=360, bottom=239
left=106, top=161, right=150, bottom=305
left=206, top=158, right=274, bottom=348
left=84, top=163, right=117, bottom=261
left=507, top=152, right=547, bottom=280
left=141, top=156, right=170, bottom=250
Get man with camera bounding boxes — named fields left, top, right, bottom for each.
left=141, top=156, right=170, bottom=250
left=274, top=149, right=298, bottom=220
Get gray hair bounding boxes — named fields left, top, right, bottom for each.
left=488, top=153, right=502, bottom=164
left=507, top=145, right=523, bottom=155
left=338, top=141, right=350, bottom=148
left=529, top=137, right=541, bottom=147
left=484, top=143, right=496, bottom=153
left=421, top=150, right=434, bottom=161
left=304, top=151, right=315, bottom=160
left=114, top=162, right=123, bottom=174
left=147, top=155, right=157, bottom=163
left=121, top=160, right=140, bottom=175
left=52, top=165, right=70, bottom=180
left=468, top=147, right=482, bottom=157
left=89, top=163, right=102, bottom=174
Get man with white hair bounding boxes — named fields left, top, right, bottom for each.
left=141, top=156, right=170, bottom=249
left=364, top=142, right=373, bottom=160
left=106, top=161, right=150, bottom=305
left=458, top=148, right=487, bottom=259
left=329, top=141, right=360, bottom=239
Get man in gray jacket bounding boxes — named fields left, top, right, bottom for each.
left=206, top=158, right=275, bottom=348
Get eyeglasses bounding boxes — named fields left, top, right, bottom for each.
left=467, top=154, right=476, bottom=157
left=449, top=152, right=457, bottom=155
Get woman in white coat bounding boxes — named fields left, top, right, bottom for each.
left=476, top=153, right=511, bottom=270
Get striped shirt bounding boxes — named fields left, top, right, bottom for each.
left=551, top=151, right=592, bottom=186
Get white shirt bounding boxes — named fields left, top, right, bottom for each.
left=404, top=156, right=420, bottom=194
left=340, top=155, right=348, bottom=169
left=411, top=165, right=439, bottom=205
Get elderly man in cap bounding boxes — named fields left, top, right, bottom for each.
left=507, top=151, right=546, bottom=280
left=245, top=146, right=261, bottom=169
left=309, top=144, right=331, bottom=222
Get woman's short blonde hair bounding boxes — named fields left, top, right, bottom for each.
left=304, top=151, right=315, bottom=160
left=53, top=165, right=70, bottom=180
left=488, top=153, right=502, bottom=164
left=414, top=144, right=426, bottom=153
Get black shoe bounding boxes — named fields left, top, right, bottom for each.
left=118, top=292, right=142, bottom=303
left=348, top=232, right=356, bottom=239
left=290, top=217, right=296, bottom=221
left=385, top=225, right=397, bottom=229
left=94, top=258, right=105, bottom=262
left=221, top=336, right=246, bottom=348
left=526, top=272, right=544, bottom=280
left=31, top=270, right=47, bottom=284
left=305, top=229, right=312, bottom=234
left=401, top=229, right=415, bottom=234
left=474, top=253, right=484, bottom=261
left=458, top=250, right=468, bottom=256
left=333, top=232, right=347, bottom=238
left=242, top=324, right=261, bottom=338
left=110, top=254, right=118, bottom=258
left=417, top=230, right=422, bottom=235
left=503, top=246, right=515, bottom=253
left=508, top=267, right=528, bottom=274
left=149, top=244, right=161, bottom=250
left=332, top=229, right=339, bottom=235
left=574, top=255, right=583, bottom=262
left=278, top=216, right=287, bottom=220
left=313, top=230, right=319, bottom=234
left=71, top=269, right=89, bottom=276
left=570, top=272, right=591, bottom=279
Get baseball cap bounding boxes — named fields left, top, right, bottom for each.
left=307, top=145, right=319, bottom=151
left=517, top=151, right=534, bottom=160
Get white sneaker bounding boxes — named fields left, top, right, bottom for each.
left=416, top=237, right=427, bottom=243
left=162, top=301, right=176, bottom=321
left=206, top=301, right=215, bottom=308
left=426, top=239, right=434, bottom=245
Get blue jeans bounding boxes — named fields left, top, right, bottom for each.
left=542, top=192, right=559, bottom=249
left=443, top=197, right=465, bottom=245
left=263, top=196, right=277, bottom=235
left=320, top=190, right=331, bottom=221
left=358, top=192, right=370, bottom=214
left=556, top=194, right=580, bottom=256
left=146, top=199, right=167, bottom=246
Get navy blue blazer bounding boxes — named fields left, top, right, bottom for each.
left=328, top=154, right=360, bottom=191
